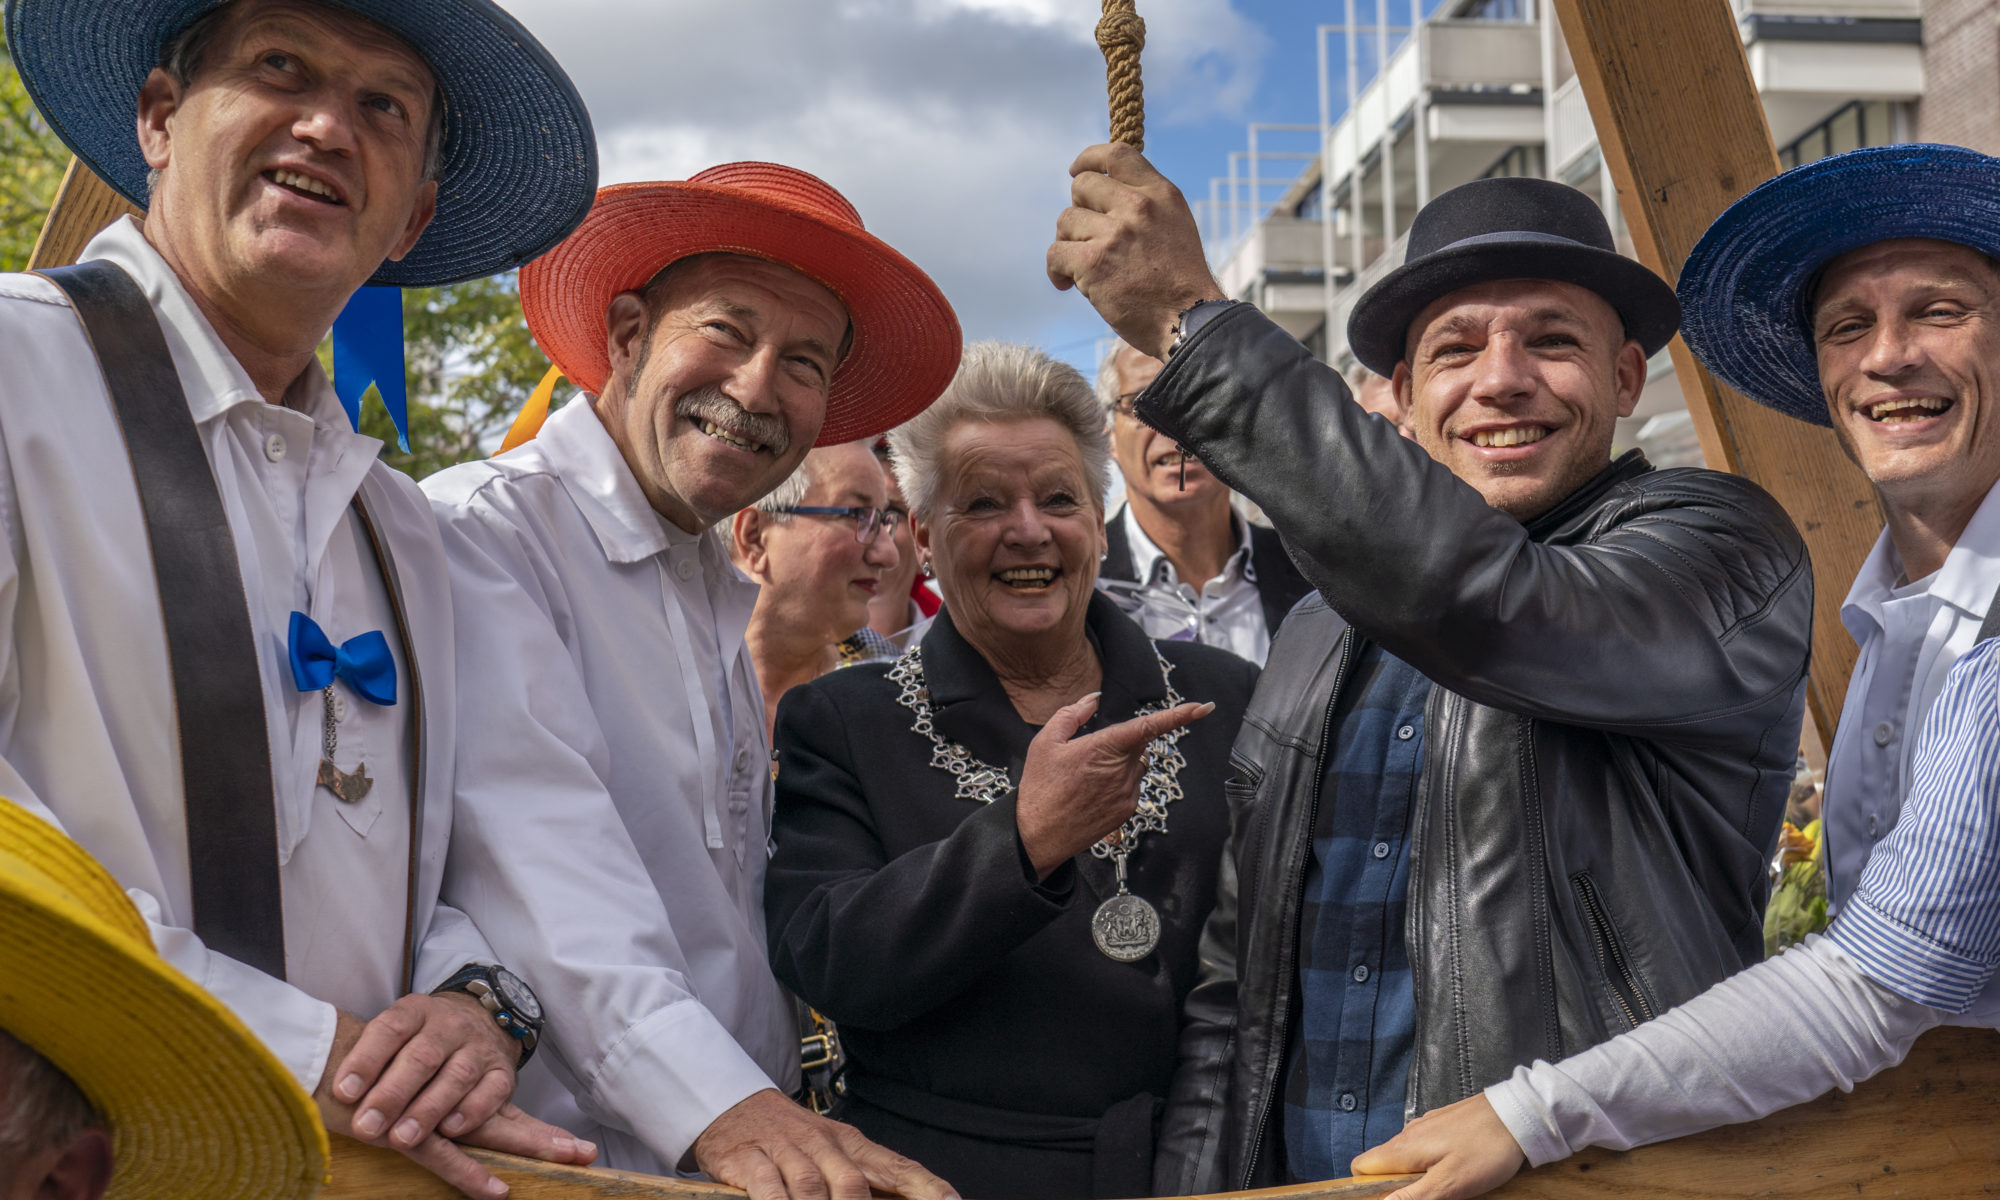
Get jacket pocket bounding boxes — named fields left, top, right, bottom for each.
left=1570, top=871, right=1657, bottom=1029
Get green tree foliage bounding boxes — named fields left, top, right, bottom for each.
left=0, top=40, right=71, bottom=272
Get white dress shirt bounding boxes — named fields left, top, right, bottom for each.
left=1823, top=480, right=2000, bottom=909
left=1113, top=502, right=1271, bottom=664
left=424, top=395, right=794, bottom=1172
left=0, top=217, right=489, bottom=1092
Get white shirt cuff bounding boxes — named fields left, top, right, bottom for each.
left=582, top=998, right=778, bottom=1168
left=142, top=899, right=339, bottom=1093
left=1485, top=1073, right=1571, bottom=1167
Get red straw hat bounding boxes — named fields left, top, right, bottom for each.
left=519, top=164, right=962, bottom=446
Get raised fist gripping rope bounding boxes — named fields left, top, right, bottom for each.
left=1097, top=0, right=1146, bottom=150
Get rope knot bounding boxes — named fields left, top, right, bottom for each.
left=1095, top=9, right=1146, bottom=53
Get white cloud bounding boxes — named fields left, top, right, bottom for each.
left=501, top=0, right=1268, bottom=347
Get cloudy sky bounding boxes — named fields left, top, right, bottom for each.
left=502, top=0, right=1378, bottom=374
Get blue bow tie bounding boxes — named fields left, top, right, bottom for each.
left=287, top=612, right=397, bottom=706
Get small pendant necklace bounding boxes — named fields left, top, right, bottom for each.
left=315, top=685, right=373, bottom=804
left=888, top=643, right=1188, bottom=961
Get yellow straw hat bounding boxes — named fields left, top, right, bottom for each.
left=0, top=798, right=327, bottom=1199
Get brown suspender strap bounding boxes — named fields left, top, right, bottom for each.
left=350, top=494, right=426, bottom=994
left=38, top=260, right=287, bottom=979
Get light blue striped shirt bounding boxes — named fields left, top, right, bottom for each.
left=1828, top=635, right=2000, bottom=1013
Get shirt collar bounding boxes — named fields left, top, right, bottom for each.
left=535, top=394, right=687, bottom=565
left=80, top=217, right=381, bottom=448
left=80, top=216, right=266, bottom=426
left=1842, top=480, right=2000, bottom=640
left=1118, top=501, right=1254, bottom=588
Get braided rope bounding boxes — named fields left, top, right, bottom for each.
left=1097, top=0, right=1146, bottom=151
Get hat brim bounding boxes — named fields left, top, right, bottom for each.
left=0, top=805, right=326, bottom=1200
left=1346, top=238, right=1681, bottom=378
left=5, top=0, right=596, bottom=287
left=1679, top=143, right=2000, bottom=428
left=520, top=182, right=962, bottom=447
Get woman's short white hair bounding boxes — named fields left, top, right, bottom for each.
left=889, top=341, right=1111, bottom=520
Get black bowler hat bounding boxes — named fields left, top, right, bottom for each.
left=1345, top=176, right=1681, bottom=377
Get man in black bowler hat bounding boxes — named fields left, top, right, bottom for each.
left=1049, top=148, right=1815, bottom=1190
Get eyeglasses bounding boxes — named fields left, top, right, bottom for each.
left=1109, top=391, right=1143, bottom=416
left=770, top=505, right=906, bottom=544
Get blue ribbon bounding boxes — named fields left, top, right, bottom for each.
left=287, top=612, right=397, bottom=706
left=331, top=286, right=410, bottom=452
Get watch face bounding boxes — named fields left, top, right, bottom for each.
left=492, top=967, right=542, bottom=1024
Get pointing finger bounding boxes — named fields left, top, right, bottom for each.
left=1093, top=701, right=1214, bottom=754
left=1038, top=691, right=1103, bottom=744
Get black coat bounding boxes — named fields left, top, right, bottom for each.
left=765, top=593, right=1258, bottom=1200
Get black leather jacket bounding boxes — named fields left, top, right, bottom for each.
left=1142, top=306, right=1814, bottom=1192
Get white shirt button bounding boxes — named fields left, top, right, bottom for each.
left=264, top=433, right=287, bottom=462
left=1352, top=964, right=1370, bottom=983
left=1373, top=841, right=1391, bottom=859
left=675, top=559, right=698, bottom=581
left=1397, top=724, right=1416, bottom=741
left=332, top=693, right=350, bottom=722
left=1873, top=721, right=1894, bottom=747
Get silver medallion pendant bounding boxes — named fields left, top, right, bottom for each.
left=316, top=684, right=372, bottom=803
left=1092, top=891, right=1161, bottom=962
left=1092, top=850, right=1160, bottom=961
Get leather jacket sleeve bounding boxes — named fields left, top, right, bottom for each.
left=1136, top=305, right=1811, bottom=745
left=1152, top=798, right=1243, bottom=1197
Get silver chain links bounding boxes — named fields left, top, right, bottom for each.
left=886, top=642, right=1188, bottom=860
left=320, top=685, right=338, bottom=762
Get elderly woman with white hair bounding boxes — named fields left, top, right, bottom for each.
left=764, top=342, right=1258, bottom=1200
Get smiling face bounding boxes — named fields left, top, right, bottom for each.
left=1107, top=344, right=1226, bottom=508
left=595, top=253, right=849, bottom=532
left=1395, top=278, right=1646, bottom=520
left=1813, top=238, right=2000, bottom=524
left=136, top=0, right=439, bottom=307
left=737, top=442, right=897, bottom=643
left=916, top=416, right=1107, bottom=659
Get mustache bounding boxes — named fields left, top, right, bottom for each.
left=674, top=386, right=791, bottom=456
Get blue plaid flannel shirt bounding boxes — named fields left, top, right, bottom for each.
left=1281, top=641, right=1428, bottom=1182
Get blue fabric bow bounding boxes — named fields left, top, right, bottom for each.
left=287, top=612, right=397, bottom=706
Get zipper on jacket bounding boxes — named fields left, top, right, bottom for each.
left=1242, top=629, right=1353, bottom=1189
left=1570, top=871, right=1656, bottom=1029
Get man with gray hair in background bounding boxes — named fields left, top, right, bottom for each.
left=1096, top=340, right=1312, bottom=665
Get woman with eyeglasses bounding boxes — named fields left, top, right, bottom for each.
left=731, top=439, right=906, bottom=744
left=764, top=342, right=1259, bottom=1200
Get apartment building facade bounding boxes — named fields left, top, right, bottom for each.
left=1206, top=0, right=1928, bottom=466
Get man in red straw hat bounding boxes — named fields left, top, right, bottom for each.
left=423, top=164, right=962, bottom=1199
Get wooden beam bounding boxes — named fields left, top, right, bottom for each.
left=1549, top=0, right=1883, bottom=743
left=27, top=158, right=142, bottom=271
left=322, top=1026, right=1999, bottom=1197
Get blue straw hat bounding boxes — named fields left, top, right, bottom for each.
left=1678, top=143, right=2000, bottom=427
left=6, top=0, right=597, bottom=287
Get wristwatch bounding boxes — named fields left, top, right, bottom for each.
left=433, top=963, right=543, bottom=1067
left=1167, top=298, right=1242, bottom=359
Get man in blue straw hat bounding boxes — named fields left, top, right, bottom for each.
left=1049, top=148, right=1815, bottom=1194
left=1345, top=143, right=2000, bottom=1199
left=0, top=0, right=689, bottom=1193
